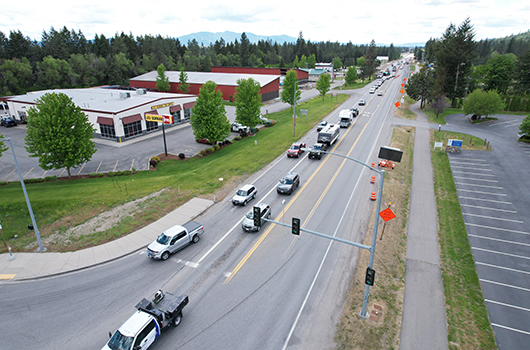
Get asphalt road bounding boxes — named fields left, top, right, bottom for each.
left=441, top=113, right=530, bottom=350
left=0, top=65, right=408, bottom=349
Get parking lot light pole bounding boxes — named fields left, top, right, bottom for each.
left=1, top=137, right=45, bottom=251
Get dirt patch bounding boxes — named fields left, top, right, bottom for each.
left=334, top=126, right=414, bottom=349
left=38, top=189, right=169, bottom=247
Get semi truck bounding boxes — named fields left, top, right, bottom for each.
left=102, top=290, right=189, bottom=350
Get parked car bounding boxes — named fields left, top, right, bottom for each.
left=1, top=116, right=17, bottom=127
left=317, top=120, right=328, bottom=132
left=232, top=184, right=257, bottom=206
left=231, top=123, right=250, bottom=133
left=277, top=173, right=300, bottom=195
left=287, top=142, right=306, bottom=158
left=242, top=203, right=271, bottom=232
left=196, top=138, right=217, bottom=145
left=358, top=99, right=366, bottom=106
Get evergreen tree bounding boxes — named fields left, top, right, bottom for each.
left=156, top=63, right=170, bottom=92
left=178, top=69, right=190, bottom=93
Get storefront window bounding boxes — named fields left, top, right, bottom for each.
left=171, top=110, right=181, bottom=124
left=124, top=120, right=142, bottom=138
left=146, top=120, right=159, bottom=132
left=184, top=108, right=192, bottom=120
left=100, top=124, right=116, bottom=139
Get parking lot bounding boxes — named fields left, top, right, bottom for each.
left=448, top=139, right=530, bottom=350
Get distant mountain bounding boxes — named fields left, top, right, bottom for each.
left=395, top=42, right=426, bottom=48
left=177, top=31, right=297, bottom=46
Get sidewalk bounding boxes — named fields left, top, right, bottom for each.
left=0, top=197, right=214, bottom=281
left=399, top=102, right=448, bottom=349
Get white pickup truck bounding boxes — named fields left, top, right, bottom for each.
left=102, top=290, right=188, bottom=350
left=147, top=221, right=204, bottom=260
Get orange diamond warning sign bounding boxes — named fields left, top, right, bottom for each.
left=379, top=208, right=396, bottom=222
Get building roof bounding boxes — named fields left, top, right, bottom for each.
left=131, top=71, right=279, bottom=87
left=5, top=88, right=196, bottom=115
left=308, top=68, right=329, bottom=75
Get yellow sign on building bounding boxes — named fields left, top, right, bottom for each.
left=145, top=114, right=163, bottom=122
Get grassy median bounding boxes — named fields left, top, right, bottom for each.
left=0, top=94, right=348, bottom=252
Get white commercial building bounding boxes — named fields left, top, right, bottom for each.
left=2, top=87, right=197, bottom=142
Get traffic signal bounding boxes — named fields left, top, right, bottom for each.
left=253, top=206, right=261, bottom=227
left=292, top=217, right=300, bottom=235
left=365, top=267, right=375, bottom=286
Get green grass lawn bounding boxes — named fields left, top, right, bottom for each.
left=0, top=94, right=349, bottom=252
left=430, top=130, right=496, bottom=349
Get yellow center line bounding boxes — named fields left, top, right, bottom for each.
left=225, top=102, right=379, bottom=283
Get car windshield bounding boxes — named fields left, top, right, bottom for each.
left=107, top=330, right=134, bottom=350
left=290, top=145, right=299, bottom=150
left=280, top=178, right=293, bottom=185
left=156, top=233, right=170, bottom=245
left=236, top=189, right=248, bottom=196
left=319, top=122, right=326, bottom=126
left=246, top=210, right=255, bottom=219
left=313, top=145, right=321, bottom=151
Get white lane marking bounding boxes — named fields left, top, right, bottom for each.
left=481, top=279, right=530, bottom=293
left=453, top=176, right=498, bottom=182
left=458, top=196, right=511, bottom=205
left=486, top=299, right=530, bottom=312
left=463, top=213, right=523, bottom=223
left=468, top=234, right=530, bottom=247
left=473, top=247, right=530, bottom=261
left=451, top=166, right=492, bottom=171
left=476, top=262, right=530, bottom=276
left=457, top=189, right=507, bottom=196
left=460, top=204, right=516, bottom=213
left=452, top=171, right=495, bottom=176
left=455, top=182, right=503, bottom=189
left=491, top=323, right=530, bottom=336
left=466, top=224, right=530, bottom=236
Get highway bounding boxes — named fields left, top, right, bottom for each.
left=0, top=64, right=410, bottom=349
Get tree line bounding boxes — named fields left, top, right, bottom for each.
left=0, top=27, right=404, bottom=96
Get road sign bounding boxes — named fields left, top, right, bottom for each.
left=448, top=139, right=463, bottom=147
left=162, top=115, right=173, bottom=124
left=395, top=102, right=401, bottom=108
left=379, top=208, right=396, bottom=222
left=300, top=109, right=308, bottom=115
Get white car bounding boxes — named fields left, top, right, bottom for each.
left=232, top=184, right=257, bottom=206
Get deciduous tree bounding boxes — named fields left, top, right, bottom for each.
left=316, top=73, right=331, bottom=100
left=345, top=66, right=357, bottom=85
left=405, top=66, right=436, bottom=109
left=463, top=89, right=505, bottom=121
left=519, top=115, right=530, bottom=138
left=0, top=134, right=8, bottom=158
left=25, top=92, right=96, bottom=178
left=190, top=81, right=230, bottom=144
left=234, top=78, right=262, bottom=130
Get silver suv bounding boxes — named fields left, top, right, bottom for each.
left=232, top=184, right=257, bottom=205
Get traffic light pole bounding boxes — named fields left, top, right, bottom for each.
left=296, top=148, right=385, bottom=318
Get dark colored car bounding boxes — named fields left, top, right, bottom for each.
left=277, top=173, right=300, bottom=195
left=308, top=143, right=327, bottom=160
left=350, top=108, right=359, bottom=117
left=1, top=116, right=17, bottom=127
left=317, top=120, right=328, bottom=132
left=287, top=142, right=306, bottom=158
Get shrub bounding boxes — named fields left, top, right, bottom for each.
left=132, top=167, right=136, bottom=173
left=199, top=149, right=207, bottom=156
left=226, top=139, right=234, bottom=145
left=44, top=175, right=57, bottom=182
left=250, top=127, right=259, bottom=134
left=0, top=181, right=8, bottom=186
left=178, top=153, right=185, bottom=159
left=214, top=144, right=220, bottom=151
left=115, top=171, right=124, bottom=176
left=150, top=156, right=160, bottom=163
left=234, top=136, right=242, bottom=141
left=24, top=178, right=44, bottom=184
left=149, top=159, right=158, bottom=168
left=89, top=173, right=98, bottom=178
left=123, top=170, right=131, bottom=175
left=98, top=173, right=105, bottom=177
left=206, top=147, right=215, bottom=154
left=107, top=172, right=116, bottom=177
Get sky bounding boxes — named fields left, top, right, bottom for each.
left=1, top=0, right=529, bottom=46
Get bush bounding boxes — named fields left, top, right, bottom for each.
left=132, top=167, right=136, bottom=173
left=150, top=156, right=160, bottom=163
left=199, top=149, right=207, bottom=156
left=178, top=153, right=185, bottom=159
left=206, top=147, right=215, bottom=154
left=123, top=170, right=131, bottom=175
left=214, top=144, right=220, bottom=151
left=250, top=127, right=259, bottom=134
left=149, top=159, right=158, bottom=168
left=225, top=139, right=234, bottom=145
left=0, top=181, right=8, bottom=186
left=115, top=170, right=124, bottom=176
left=44, top=175, right=57, bottom=182
left=89, top=173, right=98, bottom=178
left=107, top=172, right=116, bottom=177
left=98, top=173, right=105, bottom=177
left=24, top=178, right=44, bottom=184
left=234, top=136, right=242, bottom=141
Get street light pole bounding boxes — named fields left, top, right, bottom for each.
left=0, top=137, right=45, bottom=251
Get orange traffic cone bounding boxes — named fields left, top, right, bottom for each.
left=370, top=192, right=376, bottom=200
left=370, top=176, right=375, bottom=184
left=371, top=163, right=375, bottom=168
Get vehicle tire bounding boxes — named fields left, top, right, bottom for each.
left=268, top=212, right=271, bottom=219
left=173, top=312, right=182, bottom=327
left=257, top=225, right=260, bottom=231
left=161, top=251, right=170, bottom=261
left=192, top=234, right=200, bottom=243
left=243, top=200, right=247, bottom=206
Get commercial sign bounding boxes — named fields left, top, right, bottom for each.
left=145, top=114, right=174, bottom=124
left=151, top=102, right=174, bottom=110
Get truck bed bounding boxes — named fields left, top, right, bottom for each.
left=136, top=291, right=189, bottom=316
left=182, top=221, right=203, bottom=234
